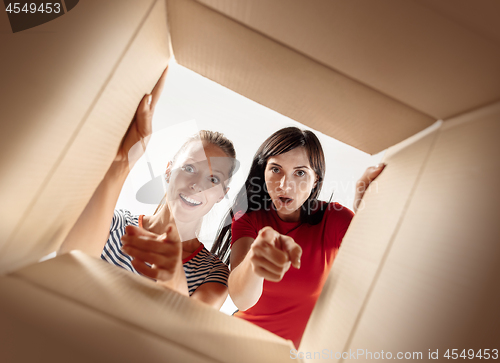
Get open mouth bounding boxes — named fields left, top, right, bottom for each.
left=179, top=193, right=202, bottom=207
left=279, top=196, right=293, bottom=205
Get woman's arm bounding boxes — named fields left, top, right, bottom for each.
left=58, top=67, right=168, bottom=257
left=122, top=225, right=230, bottom=308
left=229, top=227, right=302, bottom=311
left=228, top=236, right=264, bottom=310
left=58, top=159, right=130, bottom=257
left=190, top=282, right=228, bottom=309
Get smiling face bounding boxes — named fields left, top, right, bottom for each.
left=264, top=147, right=318, bottom=222
left=166, top=140, right=232, bottom=224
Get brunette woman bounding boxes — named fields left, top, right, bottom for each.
left=212, top=127, right=384, bottom=346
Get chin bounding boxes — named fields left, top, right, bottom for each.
left=171, top=204, right=203, bottom=224
left=281, top=208, right=298, bottom=216
left=273, top=202, right=297, bottom=215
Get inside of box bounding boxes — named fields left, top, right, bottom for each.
left=1, top=0, right=499, bottom=361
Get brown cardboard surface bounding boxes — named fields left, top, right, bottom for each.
left=0, top=278, right=223, bottom=363
left=301, top=103, right=500, bottom=360
left=167, top=0, right=435, bottom=154
left=300, top=121, right=441, bottom=352
left=195, top=0, right=500, bottom=120
left=2, top=251, right=297, bottom=363
left=419, top=0, right=500, bottom=45
left=344, top=102, right=500, bottom=354
left=0, top=0, right=170, bottom=273
left=0, top=0, right=498, bottom=360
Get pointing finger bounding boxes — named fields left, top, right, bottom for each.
left=278, top=235, right=302, bottom=269
left=124, top=225, right=157, bottom=238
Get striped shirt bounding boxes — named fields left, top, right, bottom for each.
left=101, top=209, right=229, bottom=295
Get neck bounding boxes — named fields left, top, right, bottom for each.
left=143, top=204, right=171, bottom=235
left=276, top=208, right=301, bottom=223
left=181, top=237, right=202, bottom=254
left=143, top=202, right=202, bottom=253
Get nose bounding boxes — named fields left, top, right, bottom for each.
left=189, top=173, right=216, bottom=193
left=191, top=182, right=204, bottom=192
left=278, top=175, right=292, bottom=192
left=189, top=176, right=203, bottom=193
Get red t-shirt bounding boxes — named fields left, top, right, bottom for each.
left=231, top=202, right=354, bottom=347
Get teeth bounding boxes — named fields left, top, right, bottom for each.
left=180, top=193, right=202, bottom=206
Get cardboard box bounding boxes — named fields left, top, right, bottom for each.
left=1, top=0, right=499, bottom=361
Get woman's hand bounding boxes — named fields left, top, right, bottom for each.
left=353, top=163, right=386, bottom=213
left=120, top=224, right=188, bottom=296
left=58, top=66, right=170, bottom=258
left=115, top=66, right=169, bottom=166
left=228, top=226, right=302, bottom=310
left=249, top=226, right=302, bottom=282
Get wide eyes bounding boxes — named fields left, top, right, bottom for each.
left=209, top=176, right=220, bottom=184
left=268, top=166, right=307, bottom=177
left=182, top=164, right=195, bottom=173
left=181, top=164, right=221, bottom=185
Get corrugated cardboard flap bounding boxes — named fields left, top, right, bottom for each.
left=167, top=0, right=435, bottom=155
left=1, top=251, right=297, bottom=363
left=167, top=0, right=500, bottom=153
left=301, top=102, right=500, bottom=358
left=0, top=0, right=170, bottom=273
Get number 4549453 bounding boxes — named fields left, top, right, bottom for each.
left=444, top=349, right=499, bottom=360
left=5, top=3, right=62, bottom=14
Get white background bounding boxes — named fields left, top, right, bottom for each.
left=115, top=62, right=385, bottom=314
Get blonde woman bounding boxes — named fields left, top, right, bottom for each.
left=59, top=68, right=236, bottom=309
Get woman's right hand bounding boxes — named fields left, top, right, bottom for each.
left=120, top=224, right=189, bottom=296
left=115, top=66, right=169, bottom=166
left=248, top=226, right=302, bottom=282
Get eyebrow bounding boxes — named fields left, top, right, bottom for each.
left=212, top=168, right=226, bottom=178
left=268, top=162, right=311, bottom=170
left=209, top=160, right=229, bottom=178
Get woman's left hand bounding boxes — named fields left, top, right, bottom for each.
left=121, top=224, right=189, bottom=296
left=353, top=163, right=386, bottom=213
